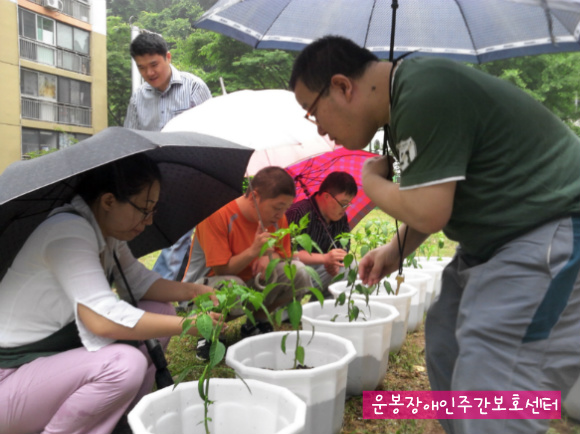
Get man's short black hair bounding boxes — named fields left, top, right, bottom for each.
left=130, top=32, right=168, bottom=58
left=248, top=166, right=296, bottom=200
left=318, top=171, right=358, bottom=197
left=289, top=35, right=378, bottom=93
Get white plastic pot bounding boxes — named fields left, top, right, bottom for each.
left=417, top=256, right=454, bottom=303
left=328, top=280, right=417, bottom=352
left=389, top=271, right=431, bottom=332
left=564, top=375, right=580, bottom=421
left=128, top=378, right=307, bottom=434
left=301, top=299, right=398, bottom=396
left=226, top=331, right=356, bottom=434
left=402, top=266, right=441, bottom=314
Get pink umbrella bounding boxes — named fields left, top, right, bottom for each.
left=286, top=147, right=377, bottom=229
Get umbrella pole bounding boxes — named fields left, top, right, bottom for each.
left=389, top=0, right=399, bottom=62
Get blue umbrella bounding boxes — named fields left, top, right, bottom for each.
left=195, top=0, right=580, bottom=63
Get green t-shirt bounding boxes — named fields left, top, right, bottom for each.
left=391, top=57, right=580, bottom=260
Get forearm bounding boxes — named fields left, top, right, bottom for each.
left=78, top=304, right=199, bottom=340
left=363, top=173, right=454, bottom=234
left=143, top=279, right=210, bottom=303
left=295, top=250, right=326, bottom=266
left=212, top=248, right=257, bottom=277
left=394, top=224, right=431, bottom=260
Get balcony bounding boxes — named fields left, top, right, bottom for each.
left=22, top=97, right=92, bottom=127
left=27, top=0, right=90, bottom=23
left=20, top=38, right=90, bottom=75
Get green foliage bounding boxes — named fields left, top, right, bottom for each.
left=106, top=16, right=132, bottom=126
left=179, top=32, right=296, bottom=94
left=475, top=52, right=580, bottom=126
left=332, top=217, right=399, bottom=321
left=260, top=215, right=324, bottom=369
left=24, top=148, right=59, bottom=159
left=180, top=280, right=269, bottom=434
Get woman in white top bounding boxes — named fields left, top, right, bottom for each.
left=0, top=153, right=219, bottom=434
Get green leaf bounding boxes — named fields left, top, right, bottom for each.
left=360, top=245, right=369, bottom=258
left=281, top=333, right=289, bottom=354
left=209, top=340, right=226, bottom=368
left=288, top=300, right=302, bottom=329
left=264, top=258, right=281, bottom=281
left=295, top=234, right=312, bottom=253
left=383, top=280, right=394, bottom=295
left=309, top=286, right=325, bottom=305
left=304, top=265, right=323, bottom=289
left=198, top=365, right=209, bottom=401
left=195, top=313, right=213, bottom=341
left=283, top=263, right=297, bottom=281
left=336, top=291, right=346, bottom=306
left=296, top=345, right=305, bottom=366
left=343, top=253, right=354, bottom=269
left=350, top=305, right=360, bottom=322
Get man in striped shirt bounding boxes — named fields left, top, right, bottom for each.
left=124, top=32, right=212, bottom=282
left=285, top=172, right=357, bottom=296
left=124, top=32, right=212, bottom=131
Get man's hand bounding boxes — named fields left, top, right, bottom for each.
left=251, top=255, right=271, bottom=281
left=363, top=155, right=395, bottom=184
left=250, top=226, right=274, bottom=257
left=323, top=249, right=347, bottom=276
left=358, top=244, right=400, bottom=286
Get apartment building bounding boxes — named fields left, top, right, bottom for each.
left=0, top=0, right=107, bottom=172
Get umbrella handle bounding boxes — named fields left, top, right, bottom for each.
left=253, top=266, right=278, bottom=291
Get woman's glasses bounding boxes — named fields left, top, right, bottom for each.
left=127, top=199, right=158, bottom=221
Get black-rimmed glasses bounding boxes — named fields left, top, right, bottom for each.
left=127, top=199, right=158, bottom=221
left=304, top=83, right=330, bottom=125
left=328, top=193, right=351, bottom=210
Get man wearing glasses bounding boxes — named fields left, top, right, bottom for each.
left=290, top=35, right=580, bottom=434
left=286, top=171, right=357, bottom=297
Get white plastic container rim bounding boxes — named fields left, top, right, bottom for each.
left=302, top=299, right=399, bottom=329
left=226, top=330, right=357, bottom=380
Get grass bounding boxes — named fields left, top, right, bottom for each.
left=139, top=209, right=579, bottom=434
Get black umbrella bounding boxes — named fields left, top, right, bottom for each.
left=0, top=126, right=254, bottom=282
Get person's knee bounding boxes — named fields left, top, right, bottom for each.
left=291, top=261, right=313, bottom=291
left=102, top=344, right=148, bottom=394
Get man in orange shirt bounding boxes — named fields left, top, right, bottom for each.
left=184, top=167, right=311, bottom=359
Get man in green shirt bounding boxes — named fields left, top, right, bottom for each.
left=290, top=35, right=580, bottom=434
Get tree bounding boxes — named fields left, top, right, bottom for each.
left=178, top=32, right=296, bottom=94
left=106, top=16, right=132, bottom=126
left=476, top=52, right=580, bottom=133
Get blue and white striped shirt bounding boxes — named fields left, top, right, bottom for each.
left=124, top=64, right=212, bottom=131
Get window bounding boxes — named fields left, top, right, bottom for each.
left=56, top=22, right=73, bottom=50
left=21, top=68, right=92, bottom=126
left=58, top=76, right=91, bottom=107
left=21, top=69, right=39, bottom=97
left=19, top=9, right=36, bottom=40
left=18, top=8, right=90, bottom=58
left=36, top=16, right=54, bottom=45
left=73, top=29, right=89, bottom=55
left=22, top=128, right=91, bottom=154
left=38, top=74, right=57, bottom=100
left=21, top=128, right=57, bottom=154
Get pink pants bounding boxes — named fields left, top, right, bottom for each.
left=0, top=300, right=175, bottom=434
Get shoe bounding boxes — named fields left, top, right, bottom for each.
left=240, top=320, right=274, bottom=338
left=175, top=300, right=194, bottom=313
left=111, top=415, right=133, bottom=434
left=196, top=337, right=226, bottom=361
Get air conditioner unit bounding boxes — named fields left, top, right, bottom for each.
left=43, top=0, right=61, bottom=11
